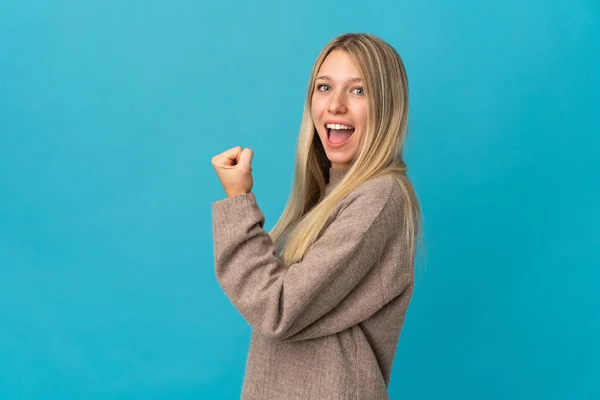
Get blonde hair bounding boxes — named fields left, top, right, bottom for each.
left=269, top=33, right=422, bottom=268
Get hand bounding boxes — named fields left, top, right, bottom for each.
left=211, top=146, right=254, bottom=198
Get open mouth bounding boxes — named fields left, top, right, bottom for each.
left=326, top=123, right=355, bottom=144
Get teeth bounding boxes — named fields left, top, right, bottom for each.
left=326, top=123, right=353, bottom=130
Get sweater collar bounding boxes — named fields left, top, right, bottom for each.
left=327, top=166, right=349, bottom=191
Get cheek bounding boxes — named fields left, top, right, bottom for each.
left=359, top=101, right=368, bottom=119
left=311, top=100, right=325, bottom=130
left=357, top=106, right=368, bottom=131
left=310, top=101, right=319, bottom=122
left=311, top=98, right=322, bottom=117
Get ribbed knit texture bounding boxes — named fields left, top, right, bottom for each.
left=212, top=167, right=414, bottom=400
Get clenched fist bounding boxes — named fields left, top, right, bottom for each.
left=211, top=146, right=254, bottom=198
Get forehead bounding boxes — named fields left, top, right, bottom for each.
left=316, top=50, right=361, bottom=79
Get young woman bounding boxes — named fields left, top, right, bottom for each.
left=211, top=33, right=421, bottom=400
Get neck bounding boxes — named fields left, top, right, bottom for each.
left=326, top=166, right=349, bottom=194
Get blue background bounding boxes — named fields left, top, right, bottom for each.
left=1, top=0, right=599, bottom=398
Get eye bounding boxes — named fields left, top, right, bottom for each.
left=351, top=87, right=364, bottom=95
left=316, top=84, right=331, bottom=92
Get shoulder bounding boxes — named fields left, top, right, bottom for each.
left=343, top=174, right=403, bottom=211
left=332, top=175, right=404, bottom=231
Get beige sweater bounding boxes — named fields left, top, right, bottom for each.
left=212, top=167, right=414, bottom=399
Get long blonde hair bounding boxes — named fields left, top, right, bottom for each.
left=269, top=33, right=422, bottom=268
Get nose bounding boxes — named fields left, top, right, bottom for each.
left=328, top=91, right=347, bottom=114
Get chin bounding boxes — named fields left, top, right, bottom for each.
left=327, top=154, right=354, bottom=163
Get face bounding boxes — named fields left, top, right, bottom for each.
left=311, top=50, right=367, bottom=170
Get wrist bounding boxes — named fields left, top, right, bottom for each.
left=227, top=191, right=250, bottom=198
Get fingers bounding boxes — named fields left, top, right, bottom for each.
left=225, top=147, right=242, bottom=163
left=212, top=146, right=242, bottom=167
left=238, top=148, right=253, bottom=168
left=211, top=146, right=253, bottom=168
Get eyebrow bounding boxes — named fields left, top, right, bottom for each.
left=316, top=75, right=363, bottom=83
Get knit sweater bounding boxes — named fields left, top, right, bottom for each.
left=211, top=167, right=415, bottom=400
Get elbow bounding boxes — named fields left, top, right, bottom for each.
left=251, top=320, right=296, bottom=342
left=256, top=331, right=289, bottom=342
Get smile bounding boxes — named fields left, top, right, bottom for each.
left=325, top=122, right=355, bottom=143
left=326, top=126, right=355, bottom=148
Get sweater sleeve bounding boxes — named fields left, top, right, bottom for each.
left=211, top=180, right=403, bottom=342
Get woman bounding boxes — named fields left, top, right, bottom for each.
left=211, top=33, right=421, bottom=400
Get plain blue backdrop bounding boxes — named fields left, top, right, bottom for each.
left=1, top=0, right=599, bottom=398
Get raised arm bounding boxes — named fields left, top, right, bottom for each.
left=211, top=178, right=406, bottom=342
